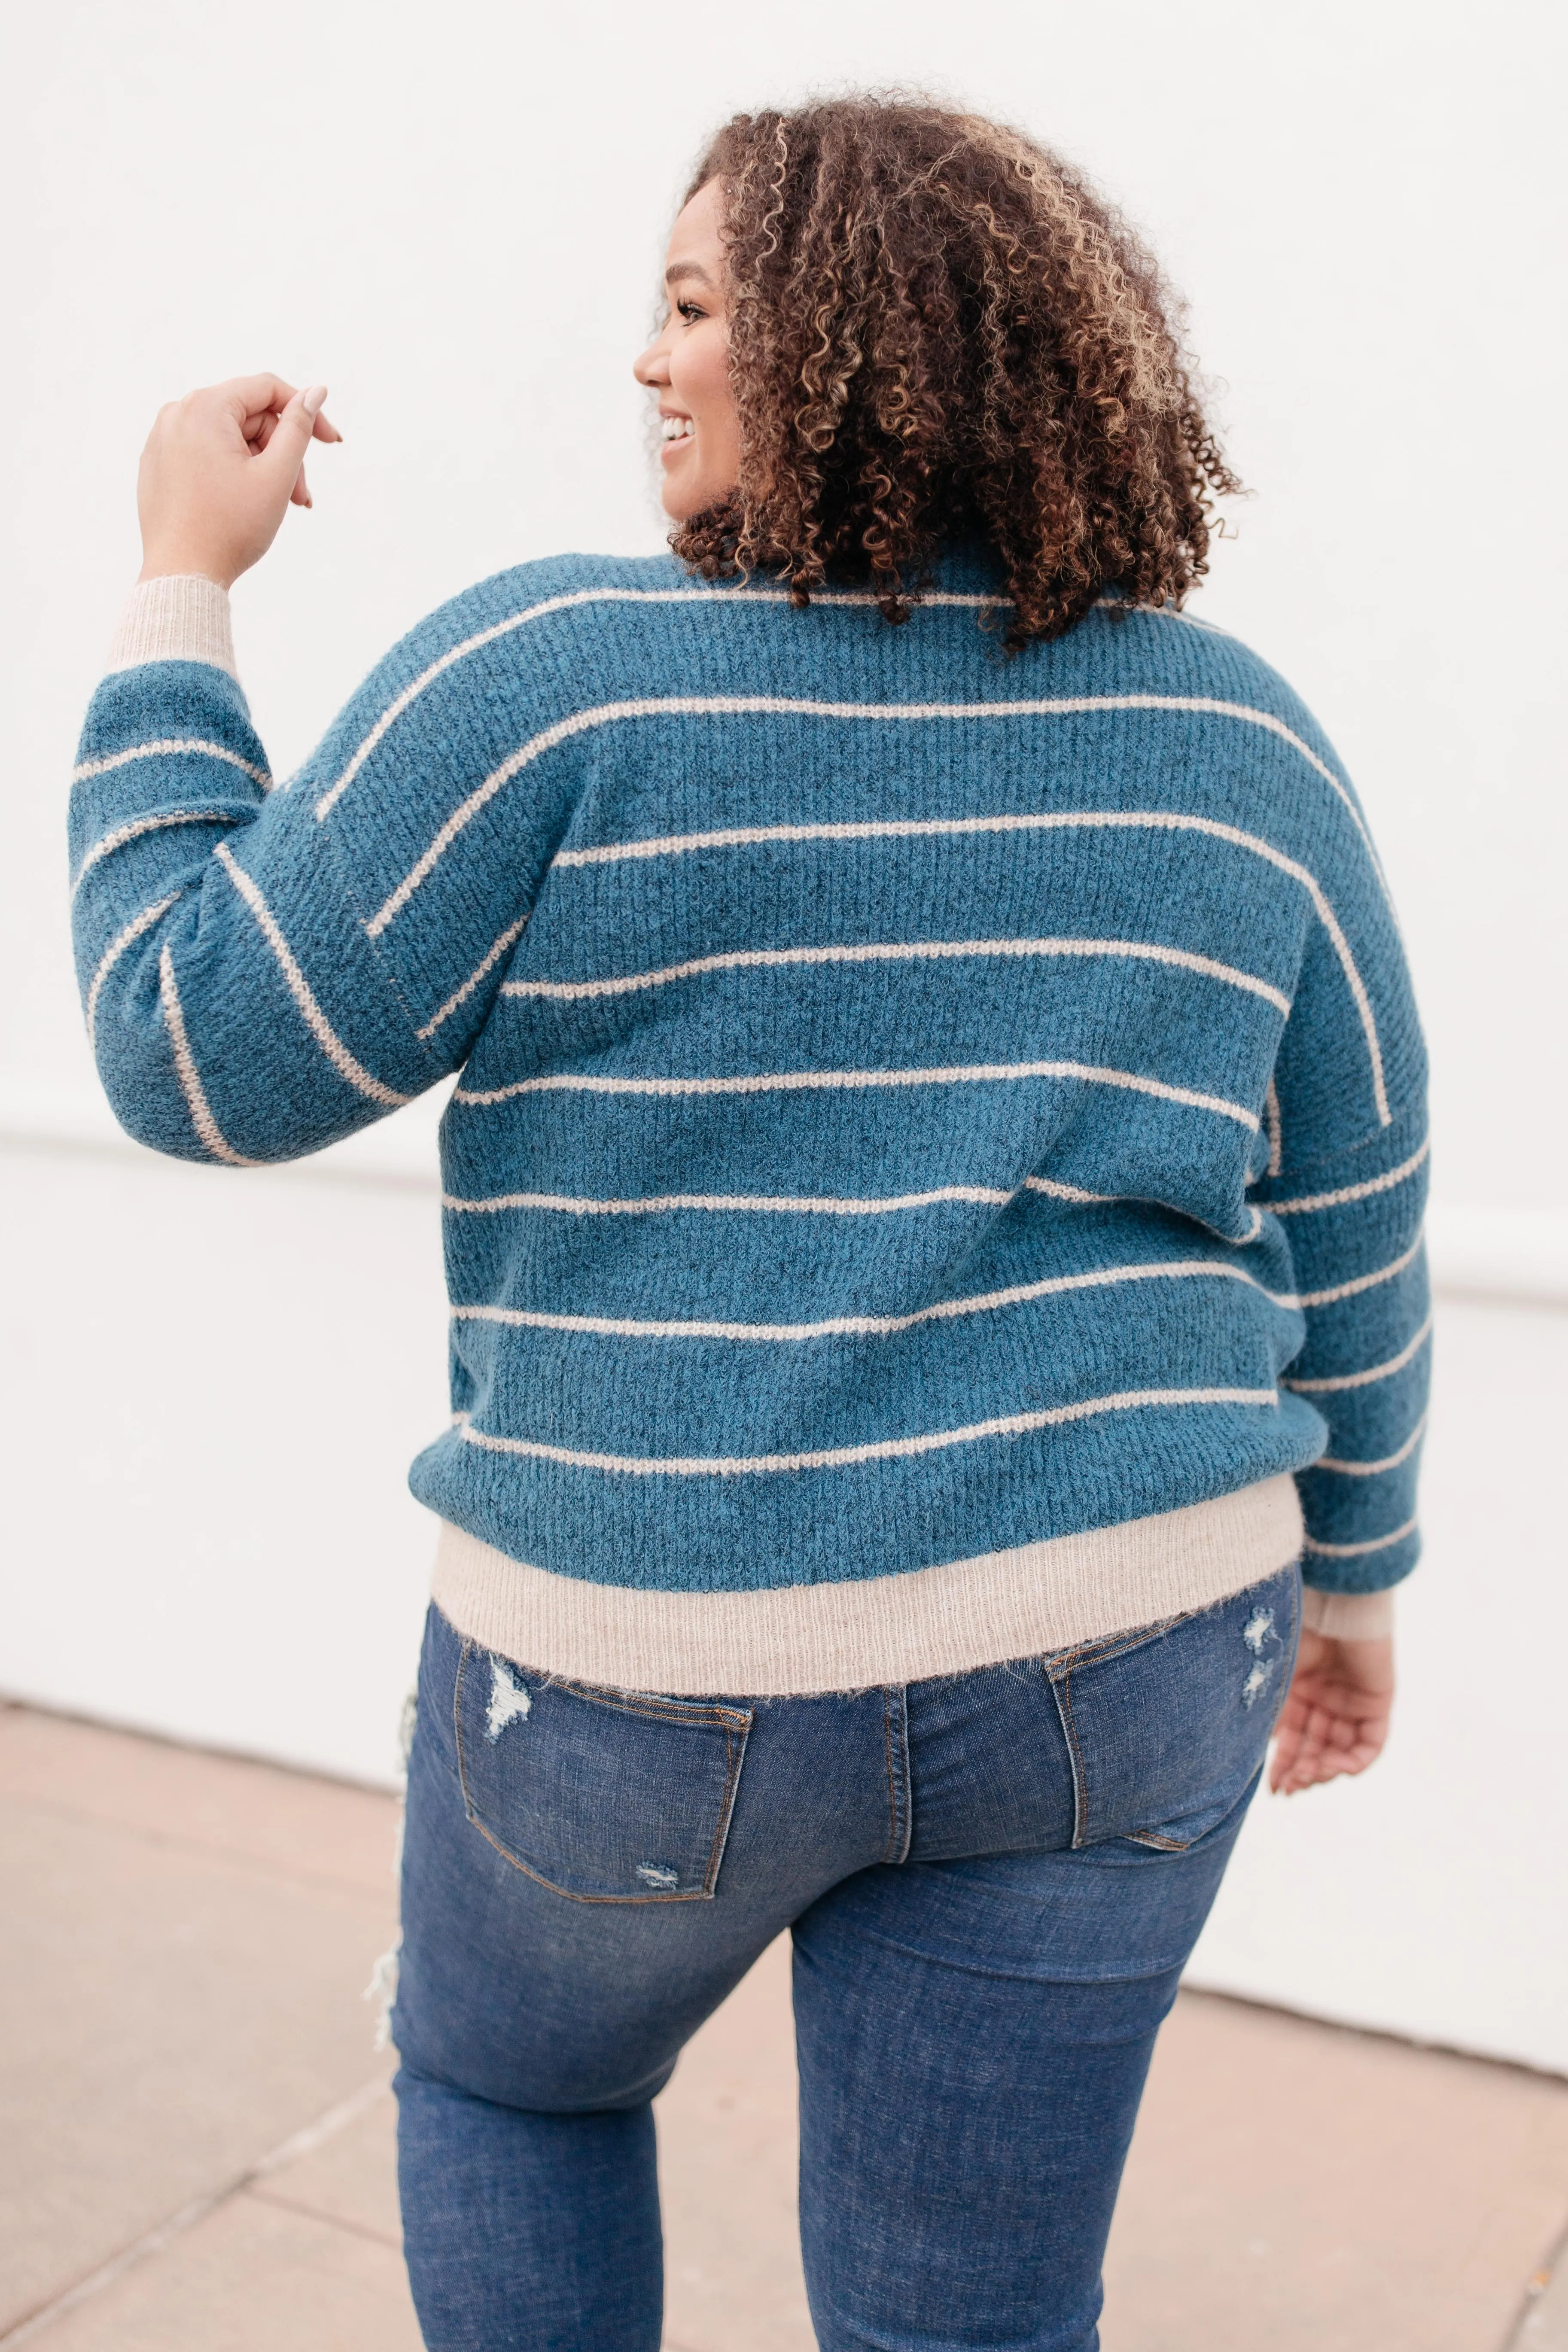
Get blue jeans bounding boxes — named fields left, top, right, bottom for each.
left=392, top=1564, right=1299, bottom=2351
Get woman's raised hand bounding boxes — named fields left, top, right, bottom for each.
left=135, top=374, right=342, bottom=590
left=1269, top=1631, right=1395, bottom=1795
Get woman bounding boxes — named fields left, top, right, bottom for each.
left=73, top=98, right=1422, bottom=2352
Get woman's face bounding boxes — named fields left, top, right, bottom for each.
left=633, top=178, right=741, bottom=522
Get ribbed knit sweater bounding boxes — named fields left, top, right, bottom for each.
left=71, top=552, right=1428, bottom=1691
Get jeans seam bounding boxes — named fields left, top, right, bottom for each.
left=698, top=1723, right=750, bottom=1895
left=881, top=1686, right=912, bottom=1865
left=453, top=1637, right=474, bottom=1809
left=1047, top=1662, right=1090, bottom=1849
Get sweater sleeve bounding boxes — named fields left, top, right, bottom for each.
left=70, top=574, right=585, bottom=1166
left=1250, top=828, right=1431, bottom=1595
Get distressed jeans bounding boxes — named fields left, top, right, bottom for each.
left=391, top=1562, right=1299, bottom=2352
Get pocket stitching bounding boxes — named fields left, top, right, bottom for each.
left=547, top=1675, right=752, bottom=1734
left=1049, top=1571, right=1298, bottom=1854
left=453, top=1640, right=750, bottom=1905
left=698, top=1722, right=748, bottom=1896
left=1042, top=1610, right=1189, bottom=1682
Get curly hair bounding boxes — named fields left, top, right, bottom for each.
left=670, top=97, right=1239, bottom=646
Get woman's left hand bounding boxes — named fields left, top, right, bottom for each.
left=1269, top=1631, right=1394, bottom=1795
left=136, top=374, right=342, bottom=590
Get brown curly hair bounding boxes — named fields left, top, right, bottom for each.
left=671, top=97, right=1239, bottom=646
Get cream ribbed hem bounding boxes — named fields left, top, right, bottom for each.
left=108, top=576, right=236, bottom=678
left=1300, top=1585, right=1395, bottom=1640
left=431, top=1474, right=1305, bottom=1695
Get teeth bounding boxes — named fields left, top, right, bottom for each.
left=661, top=415, right=694, bottom=441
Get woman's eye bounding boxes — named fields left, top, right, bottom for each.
left=676, top=300, right=706, bottom=323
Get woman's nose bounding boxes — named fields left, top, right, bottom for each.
left=633, top=340, right=670, bottom=387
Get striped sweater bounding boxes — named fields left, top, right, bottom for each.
left=71, top=551, right=1428, bottom=1692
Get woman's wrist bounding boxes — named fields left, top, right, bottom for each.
left=1299, top=1585, right=1395, bottom=1642
left=137, top=554, right=237, bottom=590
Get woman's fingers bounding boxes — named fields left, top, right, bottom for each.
left=223, top=372, right=301, bottom=420
left=244, top=400, right=341, bottom=450
left=1273, top=1702, right=1385, bottom=1792
left=1273, top=1702, right=1329, bottom=1793
left=1268, top=1629, right=1395, bottom=1794
left=135, top=374, right=338, bottom=588
left=252, top=385, right=328, bottom=501
left=1269, top=1650, right=1395, bottom=1793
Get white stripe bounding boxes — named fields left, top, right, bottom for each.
left=310, top=582, right=1229, bottom=825
left=311, top=587, right=1019, bottom=822
left=1036, top=1171, right=1257, bottom=1239
left=1284, top=1312, right=1433, bottom=1394
left=157, top=943, right=260, bottom=1166
left=71, top=737, right=270, bottom=788
left=449, top=1256, right=1290, bottom=1345
left=502, top=934, right=1291, bottom=1015
left=440, top=1169, right=1224, bottom=1223
left=444, top=1181, right=1019, bottom=1217
left=451, top=1056, right=1260, bottom=1131
left=557, top=805, right=1347, bottom=879
left=416, top=916, right=529, bottom=1040
left=1023, top=1174, right=1116, bottom=1205
left=1125, top=602, right=1232, bottom=638
left=1269, top=1137, right=1431, bottom=1215
left=1263, top=1078, right=1283, bottom=1178
left=214, top=843, right=411, bottom=1108
left=1316, top=1415, right=1428, bottom=1477
left=553, top=806, right=1388, bottom=1127
left=442, top=1171, right=1120, bottom=1218
left=1301, top=1515, right=1418, bottom=1559
left=367, top=696, right=1386, bottom=942
left=71, top=807, right=244, bottom=896
left=85, top=892, right=180, bottom=1050
left=1296, top=1234, right=1424, bottom=1310
left=455, top=1384, right=1278, bottom=1479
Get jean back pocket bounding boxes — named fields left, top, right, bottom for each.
left=454, top=1644, right=752, bottom=1902
left=1043, top=1565, right=1300, bottom=1853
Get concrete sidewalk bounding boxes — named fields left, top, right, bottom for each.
left=2, top=1701, right=1565, bottom=2351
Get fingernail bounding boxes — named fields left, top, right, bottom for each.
left=301, top=383, right=328, bottom=417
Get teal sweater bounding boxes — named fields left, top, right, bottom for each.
left=71, top=552, right=1428, bottom=1602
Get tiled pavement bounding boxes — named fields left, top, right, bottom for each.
left=3, top=1702, right=1566, bottom=2351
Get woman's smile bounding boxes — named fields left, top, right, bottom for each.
left=633, top=176, right=740, bottom=521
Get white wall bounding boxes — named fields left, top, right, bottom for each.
left=3, top=0, right=1565, bottom=2063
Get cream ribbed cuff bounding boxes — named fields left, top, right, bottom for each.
left=107, top=576, right=237, bottom=678
left=1300, top=1585, right=1395, bottom=1640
